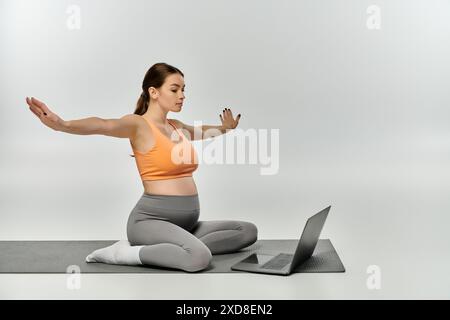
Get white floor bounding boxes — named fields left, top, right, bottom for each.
left=2, top=176, right=449, bottom=300
left=2, top=247, right=449, bottom=300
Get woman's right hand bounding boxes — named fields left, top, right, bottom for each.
left=26, top=97, right=66, bottom=132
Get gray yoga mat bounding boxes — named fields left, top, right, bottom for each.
left=0, top=239, right=345, bottom=273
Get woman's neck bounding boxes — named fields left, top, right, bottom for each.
left=144, top=103, right=168, bottom=125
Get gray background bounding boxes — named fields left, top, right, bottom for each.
left=1, top=0, right=449, bottom=298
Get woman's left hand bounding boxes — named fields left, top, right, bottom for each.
left=220, top=107, right=241, bottom=129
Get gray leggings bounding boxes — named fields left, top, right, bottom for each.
left=127, top=192, right=258, bottom=272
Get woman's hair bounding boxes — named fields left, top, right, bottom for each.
left=130, top=62, right=184, bottom=158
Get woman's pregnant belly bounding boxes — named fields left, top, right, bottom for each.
left=142, top=176, right=198, bottom=196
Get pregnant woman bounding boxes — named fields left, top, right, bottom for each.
left=25, top=62, right=258, bottom=272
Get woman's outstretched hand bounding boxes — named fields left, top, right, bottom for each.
left=26, top=97, right=66, bottom=131
left=220, top=107, right=241, bottom=130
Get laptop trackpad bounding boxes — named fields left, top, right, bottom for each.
left=240, top=253, right=274, bottom=265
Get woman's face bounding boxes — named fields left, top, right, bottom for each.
left=150, top=73, right=185, bottom=112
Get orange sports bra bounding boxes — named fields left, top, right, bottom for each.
left=131, top=117, right=199, bottom=181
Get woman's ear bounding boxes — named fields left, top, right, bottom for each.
left=149, top=87, right=157, bottom=99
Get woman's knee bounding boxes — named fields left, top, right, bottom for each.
left=240, top=221, right=258, bottom=246
left=182, top=243, right=213, bottom=273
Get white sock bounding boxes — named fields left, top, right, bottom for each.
left=85, top=240, right=144, bottom=265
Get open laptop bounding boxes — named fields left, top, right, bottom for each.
left=231, top=206, right=331, bottom=276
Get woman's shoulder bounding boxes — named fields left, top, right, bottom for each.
left=121, top=113, right=143, bottom=124
left=130, top=114, right=155, bottom=139
left=168, top=118, right=183, bottom=129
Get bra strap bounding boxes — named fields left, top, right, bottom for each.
left=168, top=120, right=183, bottom=139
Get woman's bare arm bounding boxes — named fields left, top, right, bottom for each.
left=170, top=107, right=241, bottom=141
left=26, top=97, right=137, bottom=138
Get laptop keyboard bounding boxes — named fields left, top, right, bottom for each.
left=261, top=253, right=293, bottom=270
